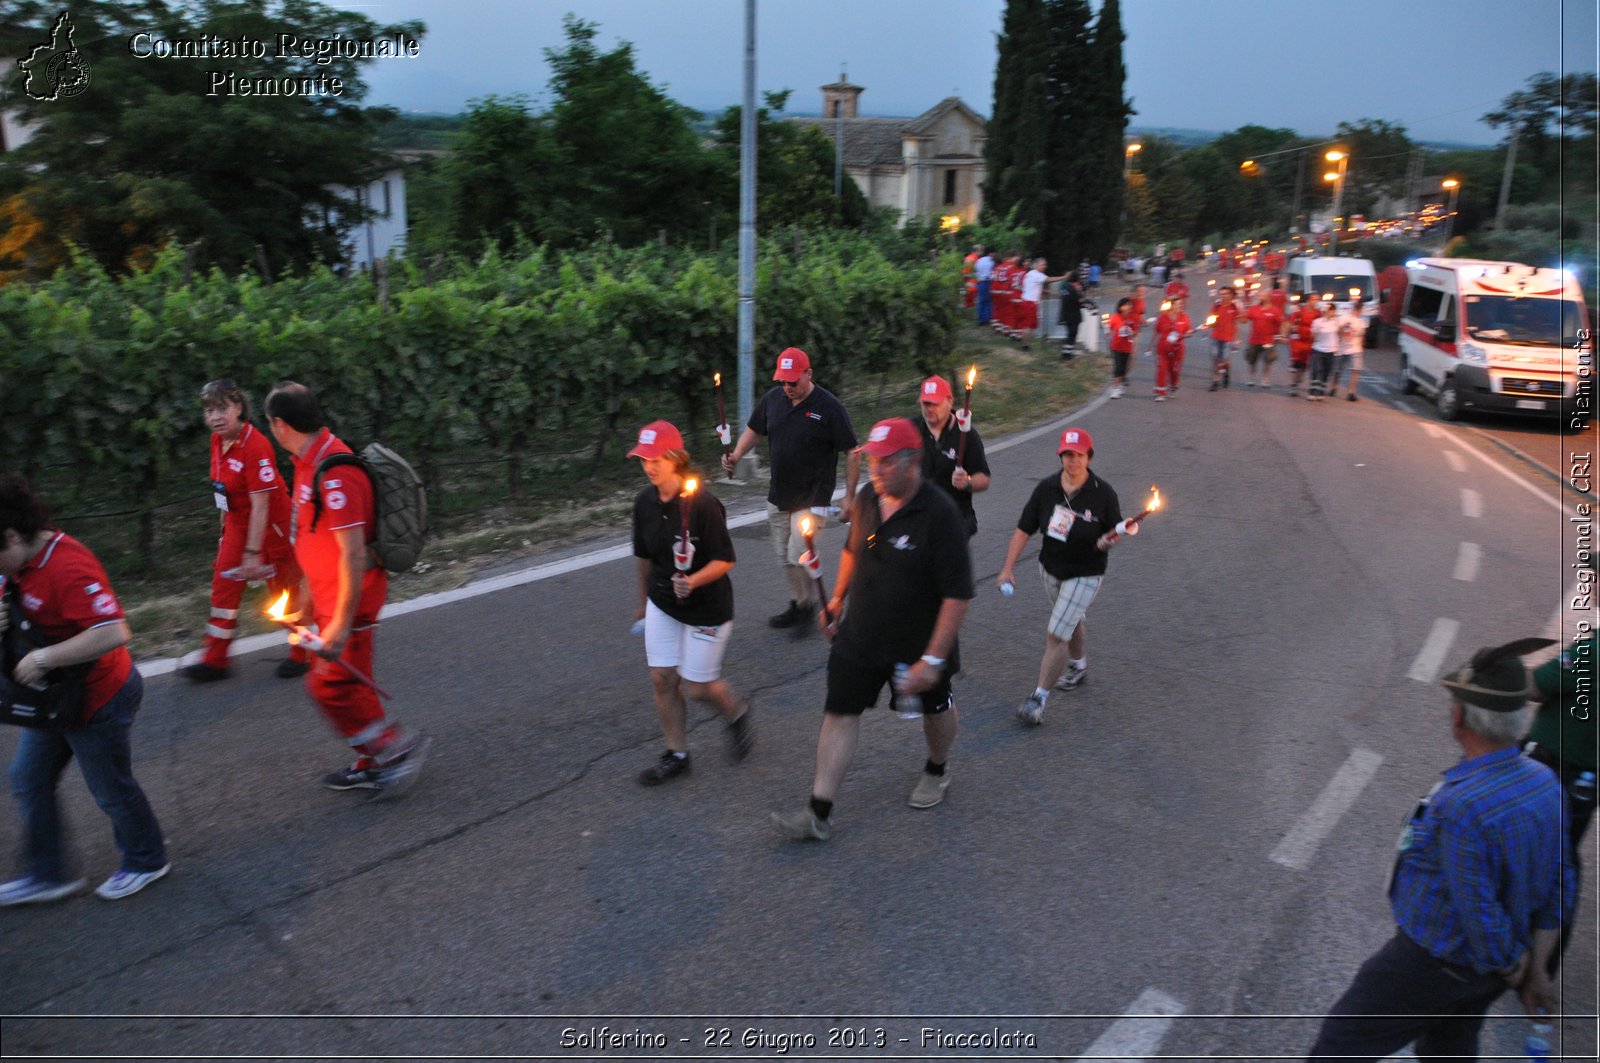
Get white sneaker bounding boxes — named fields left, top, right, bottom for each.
left=0, top=876, right=84, bottom=906
left=1154, top=394, right=1166, bottom=402
left=1015, top=693, right=1046, bottom=725
left=1109, top=386, right=1124, bottom=399
left=95, top=864, right=169, bottom=900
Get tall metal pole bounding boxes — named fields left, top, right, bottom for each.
left=1494, top=131, right=1518, bottom=231
left=737, top=0, right=757, bottom=431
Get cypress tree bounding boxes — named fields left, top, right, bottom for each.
left=1039, top=0, right=1091, bottom=268
left=983, top=0, right=1048, bottom=240
left=1070, top=0, right=1134, bottom=264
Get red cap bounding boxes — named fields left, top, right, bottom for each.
left=627, top=420, right=685, bottom=459
left=858, top=417, right=922, bottom=457
left=1057, top=427, right=1094, bottom=455
left=773, top=347, right=811, bottom=381
left=919, top=375, right=953, bottom=403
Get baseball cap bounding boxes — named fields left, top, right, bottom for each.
left=626, top=420, right=685, bottom=459
left=858, top=417, right=922, bottom=457
left=773, top=347, right=811, bottom=382
left=919, top=376, right=953, bottom=403
left=1057, top=427, right=1094, bottom=455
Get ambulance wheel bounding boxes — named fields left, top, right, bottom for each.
left=1436, top=377, right=1462, bottom=421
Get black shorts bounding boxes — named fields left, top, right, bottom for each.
left=824, top=649, right=954, bottom=717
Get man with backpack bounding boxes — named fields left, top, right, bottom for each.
left=265, top=382, right=429, bottom=798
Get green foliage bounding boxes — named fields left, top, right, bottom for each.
left=0, top=0, right=423, bottom=280
left=0, top=237, right=960, bottom=567
left=708, top=101, right=871, bottom=234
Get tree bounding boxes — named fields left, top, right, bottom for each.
left=443, top=96, right=558, bottom=252
left=983, top=0, right=1051, bottom=249
left=1483, top=72, right=1598, bottom=201
left=1065, top=0, right=1132, bottom=264
left=1331, top=119, right=1416, bottom=215
left=0, top=1, right=422, bottom=280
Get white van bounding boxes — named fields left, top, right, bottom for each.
left=1397, top=258, right=1591, bottom=425
left=1285, top=255, right=1379, bottom=345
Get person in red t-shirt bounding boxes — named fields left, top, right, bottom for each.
left=1107, top=297, right=1138, bottom=399
left=1207, top=287, right=1242, bottom=390
left=1153, top=297, right=1194, bottom=401
left=1163, top=272, right=1190, bottom=305
left=962, top=248, right=979, bottom=309
left=182, top=380, right=308, bottom=683
left=1242, top=293, right=1286, bottom=388
left=265, top=382, right=430, bottom=799
left=0, top=476, right=169, bottom=906
left=1285, top=297, right=1321, bottom=396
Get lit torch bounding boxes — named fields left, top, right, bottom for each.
left=675, top=477, right=698, bottom=571
left=266, top=591, right=392, bottom=699
left=799, top=514, right=831, bottom=625
left=955, top=364, right=976, bottom=467
left=1114, top=487, right=1162, bottom=536
left=713, top=373, right=732, bottom=470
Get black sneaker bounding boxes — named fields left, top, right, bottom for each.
left=275, top=658, right=310, bottom=679
left=370, top=735, right=432, bottom=801
left=180, top=662, right=230, bottom=683
left=726, top=713, right=755, bottom=761
left=323, top=762, right=380, bottom=790
left=639, top=751, right=691, bottom=786
left=768, top=600, right=814, bottom=630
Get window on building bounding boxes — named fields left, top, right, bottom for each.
left=943, top=169, right=957, bottom=206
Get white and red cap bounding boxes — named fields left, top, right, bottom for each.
left=1057, top=427, right=1094, bottom=455
left=627, top=420, right=685, bottom=459
left=919, top=376, right=953, bottom=403
left=773, top=347, right=811, bottom=382
left=858, top=417, right=922, bottom=457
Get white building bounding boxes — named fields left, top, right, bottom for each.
left=789, top=75, right=987, bottom=226
left=334, top=167, right=408, bottom=269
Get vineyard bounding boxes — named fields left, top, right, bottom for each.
left=0, top=233, right=965, bottom=581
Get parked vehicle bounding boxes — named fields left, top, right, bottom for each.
left=1397, top=258, right=1591, bottom=426
left=1285, top=255, right=1380, bottom=347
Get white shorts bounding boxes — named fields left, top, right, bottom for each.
left=1040, top=569, right=1103, bottom=640
left=767, top=503, right=831, bottom=567
left=644, top=599, right=733, bottom=683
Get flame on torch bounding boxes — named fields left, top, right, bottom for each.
left=266, top=591, right=291, bottom=622
left=1147, top=487, right=1162, bottom=513
left=683, top=477, right=698, bottom=497
left=714, top=372, right=721, bottom=387
left=799, top=515, right=814, bottom=538
left=966, top=364, right=977, bottom=389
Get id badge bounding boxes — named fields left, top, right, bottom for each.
left=689, top=625, right=720, bottom=644
left=211, top=479, right=229, bottom=512
left=1046, top=504, right=1075, bottom=541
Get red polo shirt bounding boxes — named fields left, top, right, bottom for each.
left=13, top=532, right=132, bottom=717
left=290, top=429, right=387, bottom=624
left=211, top=423, right=292, bottom=530
left=1245, top=304, right=1284, bottom=345
left=1209, top=301, right=1241, bottom=341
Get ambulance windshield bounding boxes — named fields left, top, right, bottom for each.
left=1462, top=295, right=1584, bottom=346
left=1307, top=274, right=1374, bottom=302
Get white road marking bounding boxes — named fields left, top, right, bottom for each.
left=989, top=395, right=1112, bottom=454
left=1408, top=619, right=1461, bottom=682
left=1460, top=487, right=1482, bottom=517
left=1368, top=380, right=1392, bottom=394
left=1421, top=423, right=1447, bottom=440
left=1074, top=988, right=1185, bottom=1062
left=1390, top=400, right=1411, bottom=413
left=1270, top=748, right=1385, bottom=871
left=1453, top=542, right=1481, bottom=582
left=1442, top=449, right=1466, bottom=473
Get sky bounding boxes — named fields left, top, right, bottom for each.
left=346, top=0, right=1598, bottom=146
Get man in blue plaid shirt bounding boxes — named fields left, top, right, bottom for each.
left=1309, top=638, right=1576, bottom=1062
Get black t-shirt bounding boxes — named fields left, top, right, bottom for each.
left=915, top=414, right=990, bottom=537
left=631, top=485, right=736, bottom=626
left=747, top=385, right=858, bottom=511
left=834, top=480, right=974, bottom=672
left=1016, top=471, right=1122, bottom=579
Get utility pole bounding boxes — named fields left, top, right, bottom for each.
left=1493, top=130, right=1518, bottom=230
left=1289, top=147, right=1305, bottom=233
left=737, top=0, right=757, bottom=443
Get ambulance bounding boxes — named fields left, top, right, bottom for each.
left=1397, top=258, right=1591, bottom=425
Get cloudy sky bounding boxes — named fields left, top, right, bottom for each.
left=345, top=0, right=1597, bottom=146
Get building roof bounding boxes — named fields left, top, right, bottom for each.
left=788, top=97, right=987, bottom=170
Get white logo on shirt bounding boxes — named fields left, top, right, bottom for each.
left=91, top=592, right=118, bottom=616
left=227, top=458, right=244, bottom=473
left=22, top=593, right=43, bottom=612
left=326, top=490, right=347, bottom=511
left=258, top=462, right=276, bottom=484
left=298, top=485, right=313, bottom=503
left=891, top=535, right=915, bottom=550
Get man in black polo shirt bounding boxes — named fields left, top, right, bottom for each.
left=996, top=427, right=1126, bottom=725
left=723, top=347, right=859, bottom=633
left=914, top=374, right=991, bottom=538
left=772, top=418, right=974, bottom=842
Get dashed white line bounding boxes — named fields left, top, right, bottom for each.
left=1442, top=449, right=1466, bottom=473
left=1460, top=487, right=1483, bottom=518
left=1408, top=618, right=1461, bottom=682
left=1453, top=542, right=1482, bottom=582
left=1270, top=748, right=1386, bottom=871
left=1074, top=988, right=1185, bottom=1062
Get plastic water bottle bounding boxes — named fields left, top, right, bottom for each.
left=999, top=579, right=1015, bottom=597
left=1524, top=1021, right=1551, bottom=1060
left=892, top=663, right=923, bottom=720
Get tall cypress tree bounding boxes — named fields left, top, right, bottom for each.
left=983, top=0, right=1048, bottom=242
left=1071, top=0, right=1133, bottom=264
left=1039, top=0, right=1091, bottom=268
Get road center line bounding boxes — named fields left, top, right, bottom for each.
left=1442, top=449, right=1466, bottom=473
left=1460, top=487, right=1482, bottom=518
left=1270, top=748, right=1385, bottom=871
left=1452, top=542, right=1481, bottom=582
left=1408, top=618, right=1461, bottom=682
left=1074, top=988, right=1185, bottom=1062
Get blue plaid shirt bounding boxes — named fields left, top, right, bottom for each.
left=1391, top=747, right=1575, bottom=973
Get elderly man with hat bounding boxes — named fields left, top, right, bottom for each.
left=997, top=427, right=1126, bottom=725
left=1308, top=638, right=1576, bottom=1062
left=914, top=374, right=991, bottom=538
left=722, top=348, right=859, bottom=634
left=771, top=418, right=974, bottom=841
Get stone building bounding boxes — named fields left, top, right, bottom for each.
left=789, top=74, right=987, bottom=226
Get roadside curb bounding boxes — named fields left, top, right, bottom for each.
left=1464, top=424, right=1595, bottom=502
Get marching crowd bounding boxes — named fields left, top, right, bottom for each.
left=0, top=301, right=1591, bottom=1061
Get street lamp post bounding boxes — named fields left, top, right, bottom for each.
left=1441, top=178, right=1461, bottom=245
left=1119, top=142, right=1142, bottom=249
left=1323, top=149, right=1349, bottom=254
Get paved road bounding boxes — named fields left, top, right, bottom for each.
left=1, top=337, right=1592, bottom=1062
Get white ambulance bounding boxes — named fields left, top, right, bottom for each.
left=1285, top=255, right=1380, bottom=346
left=1397, top=258, right=1591, bottom=425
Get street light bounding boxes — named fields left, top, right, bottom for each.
left=1124, top=141, right=1143, bottom=178
left=1441, top=178, right=1461, bottom=245
left=1119, top=142, right=1143, bottom=249
left=1324, top=149, right=1349, bottom=254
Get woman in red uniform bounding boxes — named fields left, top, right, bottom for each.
left=1107, top=297, right=1137, bottom=399
left=1285, top=296, right=1321, bottom=397
left=181, top=380, right=307, bottom=682
left=1153, top=298, right=1194, bottom=401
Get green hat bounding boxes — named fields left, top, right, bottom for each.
left=1439, top=637, right=1555, bottom=712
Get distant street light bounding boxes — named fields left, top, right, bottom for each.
left=1119, top=142, right=1143, bottom=248
left=1324, top=149, right=1349, bottom=254
left=1441, top=178, right=1461, bottom=245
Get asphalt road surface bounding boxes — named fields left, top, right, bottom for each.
left=2, top=339, right=1594, bottom=1063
